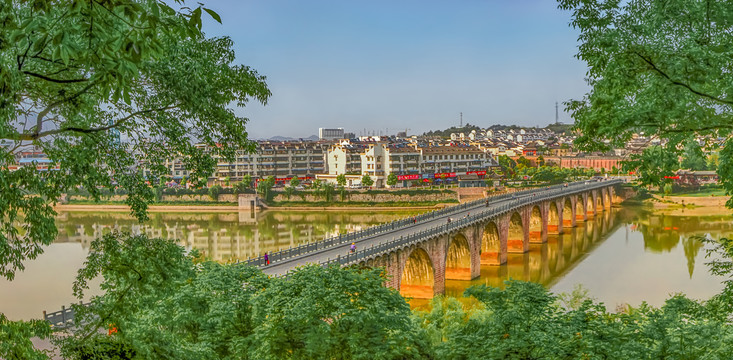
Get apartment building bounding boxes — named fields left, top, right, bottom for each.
left=418, top=145, right=491, bottom=175
left=326, top=142, right=364, bottom=175
left=202, top=141, right=330, bottom=185
left=359, top=144, right=422, bottom=187
left=318, top=141, right=496, bottom=187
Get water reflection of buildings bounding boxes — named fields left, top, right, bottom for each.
left=55, top=210, right=420, bottom=262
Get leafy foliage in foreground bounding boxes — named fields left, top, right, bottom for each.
left=557, top=0, right=733, bottom=203
left=59, top=233, right=430, bottom=360
left=42, top=232, right=733, bottom=359
left=420, top=282, right=733, bottom=360
left=0, top=313, right=51, bottom=360
left=0, top=0, right=270, bottom=280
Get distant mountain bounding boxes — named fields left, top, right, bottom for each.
left=266, top=135, right=319, bottom=141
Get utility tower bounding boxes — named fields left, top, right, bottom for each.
left=555, top=102, right=559, bottom=125
left=460, top=112, right=463, bottom=127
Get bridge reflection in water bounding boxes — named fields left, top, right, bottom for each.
left=409, top=208, right=618, bottom=307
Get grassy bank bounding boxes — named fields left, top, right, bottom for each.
left=66, top=200, right=238, bottom=206
left=266, top=199, right=458, bottom=208
left=64, top=199, right=458, bottom=208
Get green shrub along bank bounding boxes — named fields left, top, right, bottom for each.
left=65, top=200, right=238, bottom=206
left=10, top=233, right=733, bottom=360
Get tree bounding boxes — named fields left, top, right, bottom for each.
left=242, top=174, right=253, bottom=189
left=249, top=265, right=431, bottom=359
left=233, top=181, right=249, bottom=195
left=208, top=184, right=223, bottom=200
left=1, top=314, right=51, bottom=360
left=516, top=156, right=531, bottom=168
left=537, top=155, right=545, bottom=167
left=663, top=182, right=673, bottom=197
left=681, top=141, right=708, bottom=171
left=386, top=173, right=398, bottom=187
left=321, top=182, right=335, bottom=202
left=257, top=176, right=275, bottom=200
left=361, top=174, right=374, bottom=188
left=708, top=153, right=720, bottom=171
left=0, top=1, right=270, bottom=280
left=63, top=233, right=431, bottom=359
left=498, top=155, right=517, bottom=178
left=558, top=0, right=733, bottom=202
left=336, top=174, right=347, bottom=187
left=289, top=177, right=300, bottom=188
left=63, top=232, right=271, bottom=360
left=624, top=145, right=680, bottom=188
left=284, top=186, right=295, bottom=200
left=312, top=179, right=322, bottom=190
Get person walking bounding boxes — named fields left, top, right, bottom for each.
left=264, top=252, right=269, bottom=265
left=350, top=243, right=356, bottom=253
left=485, top=198, right=489, bottom=207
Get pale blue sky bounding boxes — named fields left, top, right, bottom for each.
left=201, top=1, right=586, bottom=139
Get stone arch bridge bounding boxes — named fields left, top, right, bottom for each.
left=259, top=179, right=623, bottom=297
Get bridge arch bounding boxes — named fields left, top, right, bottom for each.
left=529, top=205, right=543, bottom=243
left=507, top=212, right=525, bottom=253
left=446, top=233, right=472, bottom=280
left=400, top=247, right=435, bottom=299
left=548, top=202, right=560, bottom=234
left=563, top=197, right=574, bottom=228
left=481, top=221, right=502, bottom=265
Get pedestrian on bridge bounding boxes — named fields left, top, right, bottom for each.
left=486, top=198, right=489, bottom=207
left=264, top=252, right=269, bottom=265
left=350, top=243, right=356, bottom=253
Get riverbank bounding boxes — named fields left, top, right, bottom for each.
left=54, top=203, right=447, bottom=212
left=634, top=194, right=731, bottom=216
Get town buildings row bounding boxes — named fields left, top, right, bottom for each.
left=6, top=125, right=719, bottom=188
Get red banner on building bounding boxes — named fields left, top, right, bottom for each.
left=467, top=170, right=487, bottom=176
left=434, top=172, right=456, bottom=178
left=397, top=174, right=420, bottom=181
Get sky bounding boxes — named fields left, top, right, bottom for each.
left=200, top=0, right=588, bottom=139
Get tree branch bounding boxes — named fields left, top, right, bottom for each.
left=23, top=71, right=88, bottom=84
left=31, top=80, right=98, bottom=139
left=635, top=52, right=733, bottom=106
left=32, top=104, right=179, bottom=139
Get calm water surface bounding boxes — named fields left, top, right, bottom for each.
left=0, top=206, right=728, bottom=320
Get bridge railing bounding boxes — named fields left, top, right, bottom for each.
left=305, top=179, right=622, bottom=270
left=43, top=302, right=90, bottom=329
left=241, top=179, right=620, bottom=268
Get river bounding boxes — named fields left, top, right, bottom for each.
left=0, top=206, right=728, bottom=320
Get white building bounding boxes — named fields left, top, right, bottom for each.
left=318, top=128, right=345, bottom=140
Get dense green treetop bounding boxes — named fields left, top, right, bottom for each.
left=361, top=173, right=374, bottom=187
left=386, top=172, right=398, bottom=186
left=0, top=0, right=271, bottom=279
left=681, top=141, right=709, bottom=171
left=558, top=0, right=733, bottom=201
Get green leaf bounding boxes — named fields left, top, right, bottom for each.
left=203, top=8, right=221, bottom=24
